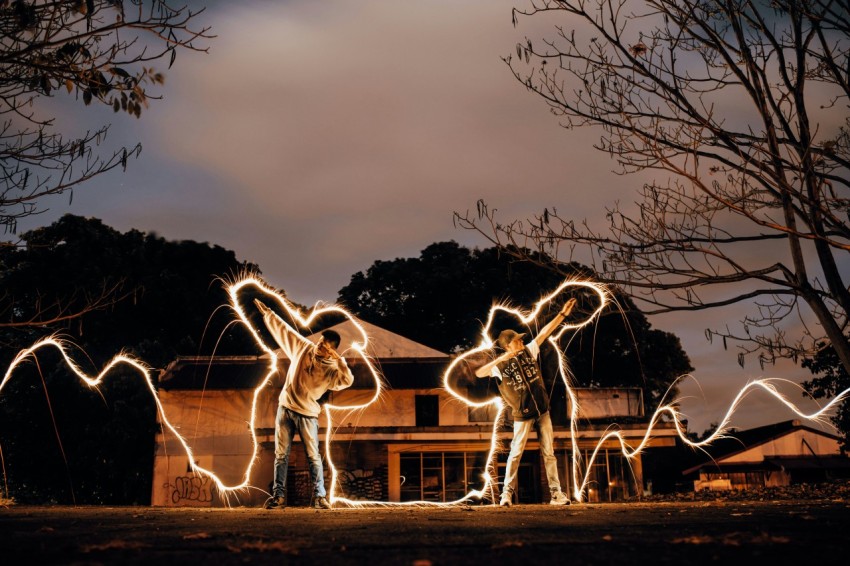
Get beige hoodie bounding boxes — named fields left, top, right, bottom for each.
left=261, top=309, right=354, bottom=418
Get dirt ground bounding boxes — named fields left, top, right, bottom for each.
left=2, top=498, right=849, bottom=565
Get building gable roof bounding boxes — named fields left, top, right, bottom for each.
left=160, top=318, right=448, bottom=390
left=683, top=419, right=844, bottom=475
left=308, top=317, right=448, bottom=359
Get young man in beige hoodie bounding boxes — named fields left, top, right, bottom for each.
left=255, top=299, right=354, bottom=509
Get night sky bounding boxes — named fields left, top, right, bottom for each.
left=14, top=0, right=832, bottom=434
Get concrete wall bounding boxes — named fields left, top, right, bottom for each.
left=151, top=389, right=276, bottom=507
left=330, top=388, right=471, bottom=427
left=151, top=384, right=656, bottom=506
left=571, top=388, right=644, bottom=419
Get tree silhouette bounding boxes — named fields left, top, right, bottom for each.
left=338, top=241, right=692, bottom=413
left=803, top=340, right=850, bottom=449
left=455, top=1, right=850, bottom=382
left=0, top=215, right=256, bottom=503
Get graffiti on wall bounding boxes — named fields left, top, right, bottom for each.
left=165, top=474, right=213, bottom=505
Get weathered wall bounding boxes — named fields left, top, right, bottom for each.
left=721, top=430, right=842, bottom=463
left=151, top=389, right=276, bottom=507
left=330, top=389, right=472, bottom=427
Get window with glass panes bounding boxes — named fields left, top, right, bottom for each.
left=399, top=451, right=490, bottom=502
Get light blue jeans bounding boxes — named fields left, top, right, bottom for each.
left=273, top=406, right=325, bottom=499
left=502, top=411, right=561, bottom=499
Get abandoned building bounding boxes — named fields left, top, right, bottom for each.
left=151, top=318, right=678, bottom=507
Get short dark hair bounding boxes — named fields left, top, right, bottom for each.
left=321, top=329, right=341, bottom=349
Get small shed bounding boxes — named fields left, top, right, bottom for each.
left=684, top=420, right=850, bottom=491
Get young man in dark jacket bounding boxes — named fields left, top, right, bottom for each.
left=475, top=298, right=577, bottom=507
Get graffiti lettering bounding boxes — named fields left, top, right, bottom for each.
left=168, top=475, right=213, bottom=504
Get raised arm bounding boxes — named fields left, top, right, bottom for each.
left=254, top=299, right=309, bottom=359
left=329, top=361, right=354, bottom=390
left=474, top=350, right=515, bottom=378
left=322, top=344, right=355, bottom=391
left=532, top=298, right=577, bottom=347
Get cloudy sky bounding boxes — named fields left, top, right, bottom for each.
left=17, top=0, right=836, bottom=434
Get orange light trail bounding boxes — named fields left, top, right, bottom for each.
left=2, top=275, right=849, bottom=507
left=442, top=278, right=608, bottom=504
left=0, top=275, right=386, bottom=505
left=571, top=376, right=850, bottom=501
left=0, top=336, right=247, bottom=497
left=443, top=278, right=850, bottom=503
left=227, top=276, right=384, bottom=506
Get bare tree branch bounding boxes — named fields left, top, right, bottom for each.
left=456, top=0, right=850, bottom=372
left=0, top=0, right=213, bottom=232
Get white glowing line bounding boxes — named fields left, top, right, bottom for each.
left=443, top=279, right=607, bottom=405
left=441, top=278, right=850, bottom=505
left=228, top=276, right=382, bottom=413
left=571, top=377, right=850, bottom=501
left=441, top=278, right=608, bottom=504
left=4, top=274, right=850, bottom=508
left=0, top=337, right=243, bottom=497
left=228, top=276, right=384, bottom=504
left=0, top=275, right=386, bottom=505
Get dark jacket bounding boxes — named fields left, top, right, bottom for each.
left=495, top=344, right=550, bottom=421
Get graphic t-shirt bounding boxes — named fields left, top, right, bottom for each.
left=491, top=341, right=550, bottom=420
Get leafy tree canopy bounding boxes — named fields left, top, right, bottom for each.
left=338, top=241, right=693, bottom=413
left=1, top=1, right=211, bottom=232
left=0, top=214, right=257, bottom=503
left=454, top=0, right=850, bottom=442
left=803, top=343, right=850, bottom=450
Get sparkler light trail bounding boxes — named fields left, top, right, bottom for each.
left=442, top=277, right=850, bottom=503
left=2, top=274, right=849, bottom=507
left=442, top=278, right=608, bottom=504
left=571, top=376, right=850, bottom=501
left=0, top=275, right=385, bottom=506
left=227, top=276, right=384, bottom=506
left=0, top=336, right=246, bottom=497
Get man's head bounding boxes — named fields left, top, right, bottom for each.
left=496, top=329, right=526, bottom=354
left=315, top=329, right=342, bottom=359
left=321, top=329, right=341, bottom=349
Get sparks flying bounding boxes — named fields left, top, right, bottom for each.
left=2, top=275, right=849, bottom=507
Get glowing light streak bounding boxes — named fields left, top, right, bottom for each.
left=227, top=276, right=384, bottom=505
left=443, top=278, right=850, bottom=504
left=442, top=278, right=608, bottom=504
left=570, top=377, right=850, bottom=501
left=0, top=275, right=386, bottom=505
left=3, top=274, right=850, bottom=508
left=0, top=337, right=246, bottom=497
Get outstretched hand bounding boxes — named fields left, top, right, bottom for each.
left=560, top=297, right=578, bottom=317
left=254, top=299, right=271, bottom=315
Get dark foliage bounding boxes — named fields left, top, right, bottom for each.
left=803, top=343, right=850, bottom=451
left=0, top=214, right=257, bottom=503
left=338, top=241, right=693, bottom=413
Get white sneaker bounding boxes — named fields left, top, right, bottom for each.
left=549, top=491, right=570, bottom=505
left=499, top=493, right=512, bottom=507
